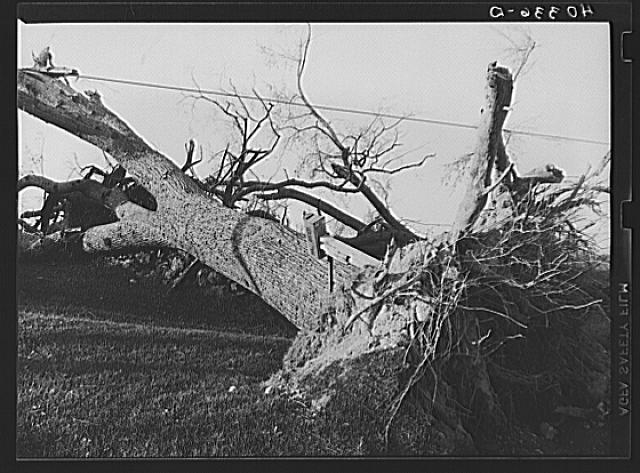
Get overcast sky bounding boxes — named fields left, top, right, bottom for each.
left=17, top=22, right=611, bottom=246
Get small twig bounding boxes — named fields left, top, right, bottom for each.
left=181, top=139, right=202, bottom=173
left=459, top=304, right=528, bottom=330
left=535, top=299, right=603, bottom=314
left=482, top=162, right=514, bottom=196
left=363, top=153, right=435, bottom=175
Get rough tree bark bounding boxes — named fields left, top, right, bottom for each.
left=451, top=62, right=513, bottom=239
left=18, top=69, right=358, bottom=331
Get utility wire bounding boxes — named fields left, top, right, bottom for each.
left=79, top=73, right=610, bottom=147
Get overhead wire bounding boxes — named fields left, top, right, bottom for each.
left=78, top=73, right=610, bottom=147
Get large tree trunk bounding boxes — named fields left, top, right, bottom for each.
left=18, top=69, right=358, bottom=331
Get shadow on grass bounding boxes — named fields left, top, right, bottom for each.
left=18, top=256, right=332, bottom=457
left=17, top=256, right=298, bottom=337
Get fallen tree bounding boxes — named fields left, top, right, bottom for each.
left=17, top=60, right=609, bottom=454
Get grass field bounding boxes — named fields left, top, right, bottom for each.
left=17, top=257, right=376, bottom=457
left=16, top=256, right=609, bottom=457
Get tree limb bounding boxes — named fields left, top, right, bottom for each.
left=330, top=163, right=420, bottom=239
left=235, top=177, right=362, bottom=200
left=295, top=26, right=347, bottom=155
left=257, top=187, right=367, bottom=232
left=451, top=63, right=514, bottom=239
left=18, top=175, right=129, bottom=210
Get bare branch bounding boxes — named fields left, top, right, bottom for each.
left=18, top=175, right=129, bottom=210
left=258, top=187, right=367, bottom=232
left=482, top=162, right=514, bottom=196
left=363, top=153, right=435, bottom=175
left=295, top=25, right=346, bottom=153
left=235, top=177, right=362, bottom=201
left=331, top=163, right=420, bottom=239
left=181, top=138, right=202, bottom=173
